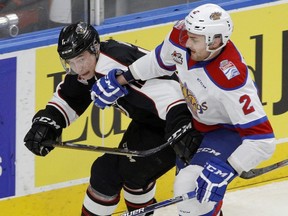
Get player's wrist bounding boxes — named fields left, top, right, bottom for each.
left=121, top=69, right=135, bottom=83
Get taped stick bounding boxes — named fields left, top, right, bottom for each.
left=240, top=159, right=288, bottom=179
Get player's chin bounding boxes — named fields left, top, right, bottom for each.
left=187, top=48, right=197, bottom=60
left=80, top=71, right=94, bottom=80
left=189, top=52, right=198, bottom=61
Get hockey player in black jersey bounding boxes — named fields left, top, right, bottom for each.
left=23, top=22, right=202, bottom=216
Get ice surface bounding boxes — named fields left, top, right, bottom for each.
left=153, top=180, right=288, bottom=216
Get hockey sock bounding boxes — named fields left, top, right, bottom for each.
left=81, top=185, right=120, bottom=216
left=124, top=181, right=156, bottom=216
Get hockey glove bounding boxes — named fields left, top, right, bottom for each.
left=91, top=69, right=129, bottom=109
left=24, top=111, right=62, bottom=156
left=167, top=123, right=203, bottom=164
left=196, top=157, right=236, bottom=203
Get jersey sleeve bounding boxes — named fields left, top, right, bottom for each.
left=47, top=74, right=93, bottom=127
left=137, top=76, right=187, bottom=120
left=165, top=103, right=192, bottom=135
left=129, top=29, right=178, bottom=80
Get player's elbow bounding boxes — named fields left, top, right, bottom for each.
left=258, top=137, right=276, bottom=160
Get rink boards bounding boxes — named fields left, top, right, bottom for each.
left=0, top=1, right=288, bottom=215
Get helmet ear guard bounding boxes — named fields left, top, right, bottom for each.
left=89, top=39, right=100, bottom=56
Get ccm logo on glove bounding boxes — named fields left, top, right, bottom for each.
left=91, top=69, right=129, bottom=109
left=104, top=77, right=114, bottom=90
left=196, top=157, right=236, bottom=203
left=33, top=116, right=61, bottom=129
left=205, top=164, right=232, bottom=177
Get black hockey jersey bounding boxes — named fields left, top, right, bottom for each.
left=43, top=40, right=189, bottom=133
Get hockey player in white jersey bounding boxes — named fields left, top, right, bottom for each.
left=91, top=3, right=276, bottom=216
left=23, top=22, right=203, bottom=215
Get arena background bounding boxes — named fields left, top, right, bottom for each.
left=0, top=0, right=287, bottom=215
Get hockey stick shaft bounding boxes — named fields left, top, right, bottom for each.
left=49, top=141, right=170, bottom=157
left=119, top=191, right=196, bottom=216
left=240, top=159, right=288, bottom=179
left=43, top=122, right=192, bottom=157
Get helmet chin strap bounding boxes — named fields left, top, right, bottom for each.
left=203, top=42, right=224, bottom=61
left=203, top=52, right=214, bottom=61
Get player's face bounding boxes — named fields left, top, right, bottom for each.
left=185, top=32, right=210, bottom=61
left=66, top=51, right=97, bottom=80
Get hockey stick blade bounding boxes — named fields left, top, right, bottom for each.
left=43, top=140, right=171, bottom=157
left=119, top=191, right=196, bottom=216
left=240, top=159, right=288, bottom=179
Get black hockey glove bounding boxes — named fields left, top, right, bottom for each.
left=167, top=123, right=203, bottom=164
left=24, top=110, right=62, bottom=156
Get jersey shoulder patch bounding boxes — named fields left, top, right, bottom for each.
left=205, top=41, right=248, bottom=90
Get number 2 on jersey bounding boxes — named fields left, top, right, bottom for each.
left=239, top=94, right=255, bottom=115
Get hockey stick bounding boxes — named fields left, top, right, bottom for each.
left=43, top=123, right=192, bottom=157
left=240, top=159, right=288, bottom=179
left=119, top=191, right=196, bottom=216
left=48, top=141, right=171, bottom=157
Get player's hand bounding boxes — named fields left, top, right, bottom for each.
left=167, top=123, right=203, bottom=163
left=24, top=115, right=62, bottom=156
left=91, top=69, right=129, bottom=109
left=196, top=157, right=236, bottom=203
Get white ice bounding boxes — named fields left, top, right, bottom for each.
left=154, top=180, right=288, bottom=216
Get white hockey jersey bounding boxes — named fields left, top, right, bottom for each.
left=129, top=21, right=275, bottom=173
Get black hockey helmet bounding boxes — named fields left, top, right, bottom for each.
left=57, top=21, right=100, bottom=60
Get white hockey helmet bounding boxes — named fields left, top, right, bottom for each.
left=184, top=4, right=233, bottom=51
